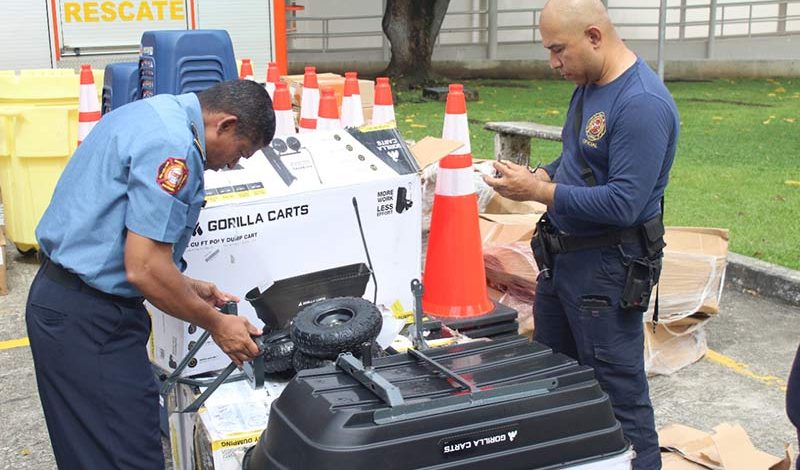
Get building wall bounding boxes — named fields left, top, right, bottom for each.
left=0, top=0, right=53, bottom=70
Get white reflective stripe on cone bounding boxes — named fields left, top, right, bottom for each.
left=435, top=166, right=474, bottom=196
left=265, top=82, right=275, bottom=100
left=442, top=113, right=471, bottom=154
left=341, top=95, right=364, bottom=127
left=371, top=105, right=395, bottom=125
left=274, top=110, right=296, bottom=135
left=317, top=117, right=341, bottom=131
left=79, top=86, right=99, bottom=112
left=78, top=121, right=98, bottom=139
left=300, top=89, right=320, bottom=119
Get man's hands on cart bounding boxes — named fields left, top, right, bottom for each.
left=125, top=231, right=262, bottom=367
left=185, top=277, right=263, bottom=365
left=209, top=313, right=263, bottom=366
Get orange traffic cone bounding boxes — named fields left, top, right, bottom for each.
left=273, top=81, right=296, bottom=136
left=298, top=66, right=319, bottom=133
left=77, top=64, right=101, bottom=146
left=265, top=61, right=280, bottom=99
left=316, top=88, right=341, bottom=131
left=371, top=77, right=395, bottom=126
left=239, top=58, right=255, bottom=80
left=341, top=71, right=364, bottom=128
left=422, top=83, right=493, bottom=319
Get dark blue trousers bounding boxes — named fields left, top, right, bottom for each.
left=26, top=264, right=164, bottom=470
left=534, top=242, right=661, bottom=469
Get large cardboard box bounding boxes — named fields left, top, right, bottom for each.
left=655, top=227, right=729, bottom=320
left=165, top=376, right=288, bottom=470
left=192, top=380, right=288, bottom=470
left=644, top=316, right=709, bottom=376
left=150, top=128, right=423, bottom=376
left=476, top=218, right=729, bottom=376
left=282, top=72, right=375, bottom=111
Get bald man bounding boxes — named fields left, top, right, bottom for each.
left=484, top=0, right=678, bottom=468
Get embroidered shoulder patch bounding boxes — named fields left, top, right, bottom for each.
left=157, top=158, right=189, bottom=195
left=585, top=111, right=607, bottom=142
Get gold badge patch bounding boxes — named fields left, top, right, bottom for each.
left=157, top=158, right=189, bottom=195
left=585, top=111, right=606, bottom=142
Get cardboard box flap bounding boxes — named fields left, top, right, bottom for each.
left=659, top=423, right=790, bottom=470
left=665, top=227, right=730, bottom=257
left=712, top=423, right=784, bottom=470
left=479, top=213, right=541, bottom=245
left=409, top=136, right=464, bottom=169
left=484, top=192, right=547, bottom=215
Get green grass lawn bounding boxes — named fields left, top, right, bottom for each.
left=394, top=78, right=800, bottom=270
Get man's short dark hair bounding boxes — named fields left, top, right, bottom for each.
left=198, top=80, right=276, bottom=147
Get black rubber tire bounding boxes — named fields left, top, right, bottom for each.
left=261, top=329, right=295, bottom=373
left=290, top=297, right=382, bottom=359
left=292, top=350, right=334, bottom=371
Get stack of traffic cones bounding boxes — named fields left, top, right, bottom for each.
left=239, top=59, right=255, bottom=80
left=273, top=82, right=296, bottom=136
left=422, top=83, right=494, bottom=319
left=298, top=66, right=319, bottom=133
left=341, top=71, right=364, bottom=128
left=77, top=64, right=101, bottom=146
left=371, top=77, right=396, bottom=126
left=265, top=62, right=280, bottom=99
left=316, top=88, right=341, bottom=131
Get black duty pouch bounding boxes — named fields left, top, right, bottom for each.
left=620, top=215, right=666, bottom=312
left=620, top=256, right=661, bottom=312
left=641, top=216, right=666, bottom=258
left=530, top=216, right=555, bottom=279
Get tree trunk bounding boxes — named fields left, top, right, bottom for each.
left=381, top=0, right=450, bottom=88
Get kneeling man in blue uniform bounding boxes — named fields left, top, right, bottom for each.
left=484, top=0, right=679, bottom=468
left=26, top=80, right=275, bottom=469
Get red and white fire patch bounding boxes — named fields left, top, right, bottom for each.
left=585, top=111, right=607, bottom=142
left=157, top=157, right=189, bottom=195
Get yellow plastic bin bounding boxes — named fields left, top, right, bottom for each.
left=0, top=68, right=103, bottom=253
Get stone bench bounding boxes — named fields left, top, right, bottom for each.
left=484, top=121, right=563, bottom=166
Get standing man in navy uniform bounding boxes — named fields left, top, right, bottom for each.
left=484, top=0, right=679, bottom=468
left=26, top=80, right=275, bottom=469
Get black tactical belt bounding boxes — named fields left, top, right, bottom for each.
left=547, top=226, right=642, bottom=254
left=41, top=256, right=144, bottom=306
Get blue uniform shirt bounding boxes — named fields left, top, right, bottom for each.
left=544, top=57, right=680, bottom=236
left=37, top=93, right=207, bottom=297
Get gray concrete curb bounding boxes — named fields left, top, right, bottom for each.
left=726, top=252, right=800, bottom=307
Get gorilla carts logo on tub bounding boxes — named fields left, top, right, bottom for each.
left=440, top=425, right=520, bottom=458
left=157, top=157, right=189, bottom=194
left=584, top=111, right=606, bottom=142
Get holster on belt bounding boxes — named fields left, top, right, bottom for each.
left=530, top=214, right=556, bottom=279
